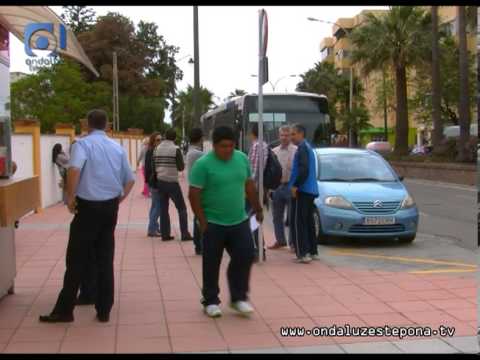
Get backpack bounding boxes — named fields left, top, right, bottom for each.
left=263, top=147, right=282, bottom=190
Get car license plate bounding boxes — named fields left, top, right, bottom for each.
left=364, top=216, right=395, bottom=225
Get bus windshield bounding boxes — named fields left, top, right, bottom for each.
left=248, top=112, right=330, bottom=147
left=244, top=94, right=331, bottom=149
left=200, top=93, right=331, bottom=154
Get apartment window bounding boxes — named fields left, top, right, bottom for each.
left=320, top=47, right=332, bottom=61
left=441, top=20, right=457, bottom=36
left=335, top=49, right=350, bottom=61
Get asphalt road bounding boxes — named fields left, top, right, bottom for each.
left=264, top=178, right=478, bottom=273
left=403, top=178, right=476, bottom=249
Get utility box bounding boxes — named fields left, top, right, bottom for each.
left=0, top=23, right=11, bottom=178
left=0, top=21, right=15, bottom=299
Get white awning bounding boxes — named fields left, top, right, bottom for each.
left=0, top=6, right=99, bottom=76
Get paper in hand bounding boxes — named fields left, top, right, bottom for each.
left=250, top=215, right=260, bottom=232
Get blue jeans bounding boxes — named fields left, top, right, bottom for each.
left=148, top=189, right=162, bottom=235
left=272, top=184, right=291, bottom=246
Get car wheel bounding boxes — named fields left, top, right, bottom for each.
left=313, top=209, right=330, bottom=245
left=398, top=235, right=416, bottom=244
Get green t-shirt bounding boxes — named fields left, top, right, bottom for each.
left=188, top=150, right=252, bottom=226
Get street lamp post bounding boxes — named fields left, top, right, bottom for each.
left=193, top=6, right=201, bottom=128
left=250, top=74, right=299, bottom=92
left=307, top=17, right=355, bottom=147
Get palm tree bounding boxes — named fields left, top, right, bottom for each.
left=431, top=6, right=443, bottom=154
left=228, top=89, right=247, bottom=99
left=456, top=6, right=472, bottom=162
left=350, top=6, right=432, bottom=155
left=297, top=61, right=370, bottom=142
left=171, top=85, right=214, bottom=138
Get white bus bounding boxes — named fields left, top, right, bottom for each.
left=200, top=92, right=331, bottom=153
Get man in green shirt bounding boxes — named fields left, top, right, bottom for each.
left=188, top=126, right=263, bottom=318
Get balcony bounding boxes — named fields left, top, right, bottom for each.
left=332, top=18, right=354, bottom=39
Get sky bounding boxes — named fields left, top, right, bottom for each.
left=9, top=5, right=388, bottom=123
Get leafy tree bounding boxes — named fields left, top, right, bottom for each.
left=296, top=61, right=371, bottom=145
left=171, top=86, right=214, bottom=139
left=61, top=6, right=96, bottom=35
left=136, top=21, right=183, bottom=103
left=77, top=12, right=149, bottom=94
left=75, top=12, right=184, bottom=132
left=14, top=11, right=185, bottom=134
left=11, top=59, right=111, bottom=133
left=409, top=36, right=476, bottom=128
left=297, top=62, right=342, bottom=129
left=118, top=95, right=166, bottom=134
left=350, top=6, right=432, bottom=155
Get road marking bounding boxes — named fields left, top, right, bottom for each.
left=327, top=250, right=477, bottom=268
left=455, top=194, right=475, bottom=200
left=419, top=212, right=431, bottom=217
left=405, top=179, right=476, bottom=192
left=409, top=268, right=477, bottom=274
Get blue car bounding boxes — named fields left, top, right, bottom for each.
left=312, top=148, right=419, bottom=244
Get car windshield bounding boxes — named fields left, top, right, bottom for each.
left=318, top=153, right=397, bottom=182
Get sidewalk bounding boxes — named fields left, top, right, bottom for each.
left=0, top=174, right=477, bottom=353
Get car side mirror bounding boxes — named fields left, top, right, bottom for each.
left=399, top=176, right=404, bottom=181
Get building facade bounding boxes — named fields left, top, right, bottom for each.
left=319, top=6, right=477, bottom=147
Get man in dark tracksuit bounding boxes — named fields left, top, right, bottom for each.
left=288, top=123, right=320, bottom=264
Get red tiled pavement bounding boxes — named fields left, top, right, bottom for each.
left=0, top=173, right=476, bottom=353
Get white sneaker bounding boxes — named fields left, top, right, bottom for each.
left=299, top=254, right=312, bottom=263
left=311, top=254, right=321, bottom=261
left=204, top=304, right=222, bottom=318
left=230, top=301, right=254, bottom=316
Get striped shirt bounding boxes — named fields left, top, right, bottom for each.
left=153, top=140, right=185, bottom=183
left=248, top=140, right=268, bottom=184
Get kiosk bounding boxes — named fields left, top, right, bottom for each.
left=0, top=8, right=97, bottom=299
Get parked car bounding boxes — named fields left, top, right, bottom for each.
left=365, top=141, right=392, bottom=155
left=313, top=148, right=419, bottom=244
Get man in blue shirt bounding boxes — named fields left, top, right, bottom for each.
left=288, top=123, right=320, bottom=264
left=40, top=109, right=135, bottom=323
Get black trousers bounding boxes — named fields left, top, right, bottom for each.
left=193, top=217, right=203, bottom=253
left=201, top=220, right=255, bottom=306
left=52, top=197, right=119, bottom=317
left=290, top=192, right=318, bottom=258
left=77, top=251, right=97, bottom=302
left=245, top=202, right=265, bottom=258
left=157, top=180, right=189, bottom=238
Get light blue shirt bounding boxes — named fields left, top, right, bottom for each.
left=69, top=130, right=135, bottom=201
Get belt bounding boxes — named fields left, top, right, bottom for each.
left=76, top=196, right=119, bottom=205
